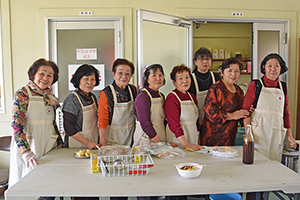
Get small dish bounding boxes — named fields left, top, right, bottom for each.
left=73, top=153, right=89, bottom=159
left=210, top=146, right=238, bottom=158
left=175, top=163, right=203, bottom=179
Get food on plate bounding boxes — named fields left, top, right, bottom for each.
left=98, top=145, right=131, bottom=156
left=75, top=149, right=95, bottom=158
left=210, top=146, right=238, bottom=158
left=180, top=165, right=199, bottom=171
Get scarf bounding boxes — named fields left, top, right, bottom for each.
left=28, top=81, right=60, bottom=109
left=76, top=88, right=94, bottom=105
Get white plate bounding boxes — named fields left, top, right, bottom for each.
left=73, top=153, right=90, bottom=159
left=210, top=146, right=238, bottom=158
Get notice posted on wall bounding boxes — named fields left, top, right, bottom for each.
left=68, top=64, right=105, bottom=91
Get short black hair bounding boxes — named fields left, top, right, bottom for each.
left=112, top=58, right=135, bottom=74
left=28, top=58, right=59, bottom=85
left=193, top=47, right=212, bottom=61
left=170, top=64, right=191, bottom=81
left=193, top=47, right=212, bottom=72
left=260, top=53, right=288, bottom=75
left=221, top=57, right=243, bottom=73
left=70, top=64, right=100, bottom=88
left=144, top=64, right=166, bottom=87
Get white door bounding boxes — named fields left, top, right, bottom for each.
left=48, top=18, right=123, bottom=134
left=252, top=22, right=288, bottom=81
left=137, top=10, right=193, bottom=95
left=48, top=18, right=124, bottom=101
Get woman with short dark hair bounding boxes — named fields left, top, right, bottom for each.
left=10, top=58, right=63, bottom=188
left=98, top=58, right=137, bottom=146
left=164, top=64, right=202, bottom=151
left=62, top=64, right=100, bottom=149
left=133, top=64, right=174, bottom=147
left=243, top=53, right=297, bottom=161
left=200, top=57, right=248, bottom=146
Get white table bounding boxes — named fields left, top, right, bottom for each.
left=5, top=147, right=300, bottom=200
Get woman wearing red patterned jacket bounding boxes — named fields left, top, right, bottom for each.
left=200, top=57, right=249, bottom=146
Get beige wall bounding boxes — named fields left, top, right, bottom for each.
left=1, top=0, right=300, bottom=167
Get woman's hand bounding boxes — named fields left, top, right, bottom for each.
left=57, top=144, right=63, bottom=149
left=286, top=129, right=298, bottom=149
left=85, top=141, right=99, bottom=150
left=177, top=135, right=202, bottom=151
left=183, top=143, right=203, bottom=151
left=167, top=142, right=178, bottom=147
left=227, top=109, right=249, bottom=120
left=249, top=105, right=255, bottom=114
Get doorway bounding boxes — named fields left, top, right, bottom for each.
left=48, top=17, right=124, bottom=102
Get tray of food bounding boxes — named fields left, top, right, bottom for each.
left=98, top=145, right=132, bottom=156
left=98, top=154, right=154, bottom=177
left=210, top=146, right=238, bottom=158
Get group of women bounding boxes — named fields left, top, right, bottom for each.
left=9, top=48, right=298, bottom=195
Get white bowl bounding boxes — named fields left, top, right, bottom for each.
left=176, top=163, right=203, bottom=178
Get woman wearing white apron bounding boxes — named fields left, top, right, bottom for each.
left=10, top=59, right=62, bottom=188
left=164, top=64, right=202, bottom=151
left=98, top=59, right=137, bottom=147
left=133, top=64, right=177, bottom=148
left=62, top=64, right=99, bottom=149
left=189, top=47, right=221, bottom=125
left=243, top=53, right=297, bottom=161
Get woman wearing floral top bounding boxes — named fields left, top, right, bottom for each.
left=9, top=58, right=63, bottom=188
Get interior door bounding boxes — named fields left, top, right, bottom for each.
left=48, top=18, right=124, bottom=102
left=252, top=22, right=287, bottom=81
left=137, top=10, right=193, bottom=95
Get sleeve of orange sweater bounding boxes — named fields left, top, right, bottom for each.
left=98, top=91, right=110, bottom=129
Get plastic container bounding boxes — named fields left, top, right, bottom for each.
left=98, top=154, right=154, bottom=177
left=210, top=146, right=238, bottom=158
left=209, top=193, right=242, bottom=200
left=175, top=163, right=203, bottom=178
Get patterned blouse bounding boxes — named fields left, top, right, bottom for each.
left=200, top=80, right=244, bottom=146
left=11, top=82, right=63, bottom=153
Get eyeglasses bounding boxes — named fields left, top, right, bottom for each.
left=116, top=71, right=132, bottom=77
left=197, top=56, right=211, bottom=61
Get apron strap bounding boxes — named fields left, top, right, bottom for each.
left=192, top=73, right=199, bottom=93
left=142, top=88, right=164, bottom=102
left=72, top=91, right=96, bottom=109
left=210, top=71, right=216, bottom=83
left=109, top=84, right=134, bottom=104
left=25, top=85, right=33, bottom=97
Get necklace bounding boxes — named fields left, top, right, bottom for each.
left=222, top=81, right=237, bottom=94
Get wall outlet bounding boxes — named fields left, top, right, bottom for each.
left=231, top=12, right=244, bottom=17
left=80, top=11, right=93, bottom=16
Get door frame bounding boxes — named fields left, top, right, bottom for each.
left=137, top=9, right=193, bottom=88
left=189, top=18, right=289, bottom=76
left=46, top=17, right=124, bottom=97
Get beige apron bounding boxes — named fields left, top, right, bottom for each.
left=107, top=84, right=136, bottom=146
left=9, top=85, right=58, bottom=187
left=68, top=92, right=98, bottom=148
left=251, top=79, right=286, bottom=161
left=166, top=92, right=199, bottom=148
left=192, top=71, right=215, bottom=126
left=133, top=88, right=166, bottom=147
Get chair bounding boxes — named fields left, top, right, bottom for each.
left=0, top=136, right=11, bottom=196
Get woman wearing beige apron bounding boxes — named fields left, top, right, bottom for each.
left=243, top=53, right=297, bottom=162
left=164, top=64, right=202, bottom=151
left=62, top=64, right=100, bottom=149
left=189, top=47, right=221, bottom=125
left=98, top=59, right=137, bottom=147
left=10, top=59, right=62, bottom=188
left=133, top=64, right=176, bottom=147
